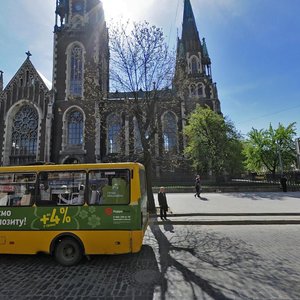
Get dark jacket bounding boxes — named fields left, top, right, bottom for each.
left=158, top=192, right=168, bottom=209
left=195, top=178, right=201, bottom=187
left=195, top=178, right=201, bottom=192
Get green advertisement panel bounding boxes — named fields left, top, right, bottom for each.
left=0, top=205, right=141, bottom=231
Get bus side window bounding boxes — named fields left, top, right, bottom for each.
left=36, top=174, right=55, bottom=206
left=9, top=172, right=37, bottom=206
left=88, top=170, right=130, bottom=205
left=0, top=173, right=14, bottom=206
left=6, top=187, right=31, bottom=207
left=36, top=171, right=86, bottom=206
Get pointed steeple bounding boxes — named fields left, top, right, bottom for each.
left=202, top=38, right=209, bottom=60
left=173, top=0, right=221, bottom=115
left=202, top=37, right=212, bottom=77
left=181, top=0, right=201, bottom=52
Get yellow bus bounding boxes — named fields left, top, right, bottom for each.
left=0, top=162, right=148, bottom=266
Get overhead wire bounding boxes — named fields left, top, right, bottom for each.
left=239, top=104, right=300, bottom=125
left=168, top=0, right=180, bottom=46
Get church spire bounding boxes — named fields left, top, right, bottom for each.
left=173, top=0, right=221, bottom=115
left=181, top=0, right=201, bottom=52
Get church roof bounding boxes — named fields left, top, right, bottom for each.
left=108, top=89, right=175, bottom=101
left=4, top=56, right=50, bottom=92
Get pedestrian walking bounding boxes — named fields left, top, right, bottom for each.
left=194, top=174, right=201, bottom=198
left=158, top=186, right=168, bottom=220
left=280, top=176, right=287, bottom=192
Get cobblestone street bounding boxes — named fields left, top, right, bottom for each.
left=0, top=224, right=299, bottom=299
left=147, top=224, right=300, bottom=299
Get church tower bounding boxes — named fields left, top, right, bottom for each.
left=174, top=0, right=221, bottom=114
left=51, top=0, right=109, bottom=163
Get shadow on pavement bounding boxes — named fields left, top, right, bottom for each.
left=163, top=219, right=174, bottom=232
left=149, top=223, right=232, bottom=300
left=146, top=223, right=299, bottom=299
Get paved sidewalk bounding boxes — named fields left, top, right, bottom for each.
left=153, top=191, right=300, bottom=224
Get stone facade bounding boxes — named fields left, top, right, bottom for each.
left=0, top=0, right=221, bottom=184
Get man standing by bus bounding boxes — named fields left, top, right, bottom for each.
left=158, top=186, right=169, bottom=221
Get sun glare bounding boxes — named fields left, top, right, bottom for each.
left=101, top=0, right=156, bottom=24
left=102, top=0, right=135, bottom=22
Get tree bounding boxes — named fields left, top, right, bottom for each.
left=109, top=21, right=175, bottom=212
left=183, top=105, right=243, bottom=182
left=243, top=123, right=297, bottom=177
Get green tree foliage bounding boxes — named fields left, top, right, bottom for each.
left=184, top=105, right=244, bottom=181
left=243, top=123, right=297, bottom=176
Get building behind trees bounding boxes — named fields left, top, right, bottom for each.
left=0, top=0, right=222, bottom=184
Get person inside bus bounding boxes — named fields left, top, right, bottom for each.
left=57, top=184, right=84, bottom=205
left=89, top=184, right=103, bottom=205
left=71, top=184, right=85, bottom=205
left=60, top=194, right=83, bottom=205
left=40, top=183, right=50, bottom=201
left=78, top=184, right=85, bottom=198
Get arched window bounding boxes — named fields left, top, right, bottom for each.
left=163, top=112, right=178, bottom=153
left=190, top=84, right=196, bottom=97
left=10, top=105, right=38, bottom=165
left=107, top=114, right=121, bottom=153
left=133, top=118, right=143, bottom=153
left=191, top=57, right=198, bottom=75
left=197, top=83, right=204, bottom=96
left=67, top=110, right=83, bottom=145
left=70, top=45, right=83, bottom=96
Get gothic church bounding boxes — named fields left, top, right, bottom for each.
left=0, top=0, right=221, bottom=183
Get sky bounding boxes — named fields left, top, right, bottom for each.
left=0, top=0, right=300, bottom=138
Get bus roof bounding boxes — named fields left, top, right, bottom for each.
left=0, top=162, right=145, bottom=173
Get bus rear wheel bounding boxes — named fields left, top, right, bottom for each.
left=54, top=237, right=83, bottom=266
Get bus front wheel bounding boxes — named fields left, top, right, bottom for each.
left=54, top=237, right=83, bottom=266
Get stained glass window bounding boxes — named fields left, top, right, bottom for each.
left=68, top=110, right=83, bottom=145
left=70, top=45, right=83, bottom=96
left=10, top=105, right=38, bottom=165
left=198, top=83, right=204, bottom=96
left=190, top=84, right=196, bottom=97
left=134, top=118, right=143, bottom=153
left=163, top=112, right=178, bottom=153
left=107, top=114, right=121, bottom=153
left=191, top=57, right=198, bottom=75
